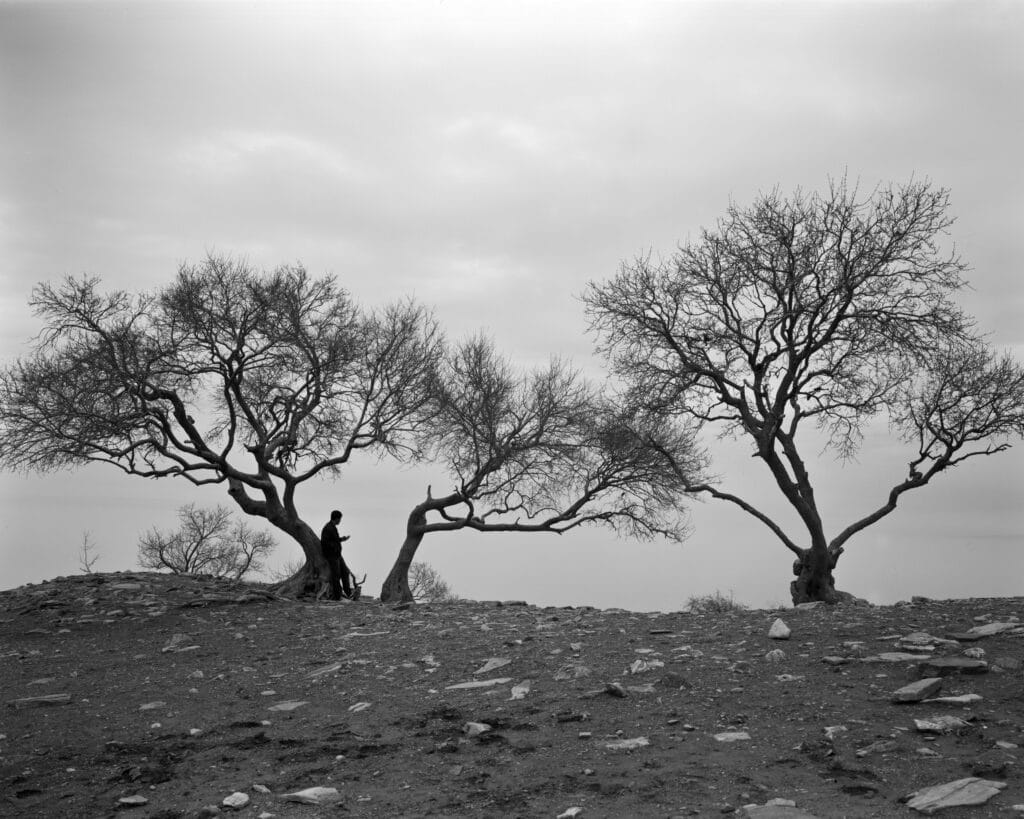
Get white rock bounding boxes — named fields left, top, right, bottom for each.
left=765, top=649, right=786, bottom=663
left=510, top=680, right=531, bottom=700
left=628, top=658, right=665, bottom=674
left=768, top=619, right=791, bottom=640
left=118, top=795, right=148, bottom=807
left=714, top=731, right=751, bottom=742
left=558, top=808, right=584, bottom=818
left=348, top=701, right=371, bottom=712
left=445, top=677, right=512, bottom=690
left=253, top=784, right=271, bottom=794
left=923, top=694, right=983, bottom=705
left=604, top=736, right=649, bottom=751
left=463, top=721, right=491, bottom=737
left=282, top=786, right=340, bottom=805
left=307, top=662, right=343, bottom=678
left=914, top=715, right=970, bottom=734
left=223, top=791, right=249, bottom=808
left=554, top=664, right=592, bottom=680
left=474, top=657, right=511, bottom=675
left=268, top=700, right=308, bottom=711
left=961, top=622, right=1016, bottom=638
left=905, top=777, right=1006, bottom=813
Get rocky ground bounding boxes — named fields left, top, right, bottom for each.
left=2, top=572, right=1024, bottom=818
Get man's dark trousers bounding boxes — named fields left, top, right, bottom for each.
left=326, top=552, right=353, bottom=600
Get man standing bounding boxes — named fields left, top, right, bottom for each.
left=320, top=509, right=352, bottom=600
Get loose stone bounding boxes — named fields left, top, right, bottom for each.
left=282, top=786, right=341, bottom=805
left=222, top=792, right=249, bottom=809
left=904, top=777, right=1006, bottom=813
left=892, top=677, right=943, bottom=703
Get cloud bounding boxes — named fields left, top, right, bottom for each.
left=176, top=131, right=367, bottom=183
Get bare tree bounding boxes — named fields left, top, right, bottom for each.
left=137, top=503, right=274, bottom=580
left=267, top=557, right=307, bottom=584
left=585, top=178, right=1024, bottom=603
left=408, top=561, right=459, bottom=603
left=379, top=335, right=704, bottom=603
left=0, top=257, right=442, bottom=597
left=77, top=531, right=101, bottom=574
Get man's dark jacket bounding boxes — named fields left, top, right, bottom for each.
left=321, top=521, right=342, bottom=558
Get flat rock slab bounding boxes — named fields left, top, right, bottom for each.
left=918, top=657, right=989, bottom=676
left=914, top=715, right=971, bottom=734
left=446, top=677, right=512, bottom=690
left=282, top=786, right=341, bottom=805
left=8, top=693, right=72, bottom=708
left=924, top=693, right=982, bottom=705
left=893, top=677, right=943, bottom=703
left=474, top=657, right=511, bottom=675
left=605, top=736, right=650, bottom=751
left=740, top=807, right=822, bottom=819
left=905, top=777, right=1006, bottom=813
left=863, top=652, right=930, bottom=663
left=714, top=731, right=751, bottom=742
left=267, top=700, right=309, bottom=712
left=946, top=622, right=1018, bottom=641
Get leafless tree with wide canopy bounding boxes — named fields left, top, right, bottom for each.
left=585, top=178, right=1024, bottom=603
left=0, top=257, right=442, bottom=597
left=379, top=335, right=704, bottom=603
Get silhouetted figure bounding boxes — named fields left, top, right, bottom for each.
left=320, top=509, right=352, bottom=600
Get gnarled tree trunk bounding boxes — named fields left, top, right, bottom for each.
left=227, top=482, right=332, bottom=599
left=790, top=544, right=844, bottom=604
left=271, top=524, right=331, bottom=599
left=380, top=506, right=427, bottom=604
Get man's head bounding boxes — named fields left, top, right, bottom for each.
left=330, top=510, right=342, bottom=523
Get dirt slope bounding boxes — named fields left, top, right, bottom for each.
left=2, top=572, right=1022, bottom=818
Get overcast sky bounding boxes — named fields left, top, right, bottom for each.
left=1, top=1, right=1022, bottom=610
